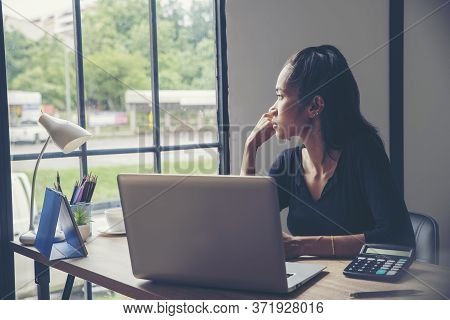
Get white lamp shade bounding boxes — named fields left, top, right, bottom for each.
left=38, top=113, right=92, bottom=153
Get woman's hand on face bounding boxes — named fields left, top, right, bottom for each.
left=246, top=107, right=277, bottom=148
left=282, top=232, right=302, bottom=260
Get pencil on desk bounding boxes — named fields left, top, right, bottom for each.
left=350, top=289, right=423, bottom=298
left=87, top=175, right=97, bottom=202
left=75, top=184, right=85, bottom=203
left=81, top=182, right=88, bottom=202
left=82, top=181, right=92, bottom=202
left=88, top=174, right=96, bottom=200
left=70, top=181, right=78, bottom=204
left=73, top=178, right=86, bottom=204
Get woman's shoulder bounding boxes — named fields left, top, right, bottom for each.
left=278, top=145, right=303, bottom=166
left=345, top=131, right=386, bottom=157
left=278, top=146, right=300, bottom=159
left=270, top=146, right=300, bottom=174
left=345, top=131, right=390, bottom=171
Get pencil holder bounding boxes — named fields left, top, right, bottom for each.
left=71, top=202, right=93, bottom=239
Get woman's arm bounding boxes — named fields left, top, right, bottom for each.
left=240, top=111, right=276, bottom=176
left=357, top=135, right=415, bottom=247
left=241, top=140, right=258, bottom=176
left=283, top=232, right=365, bottom=259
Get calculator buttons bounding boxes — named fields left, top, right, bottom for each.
left=376, top=270, right=387, bottom=275
left=386, top=271, right=398, bottom=276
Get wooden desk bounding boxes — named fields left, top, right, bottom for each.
left=11, top=232, right=450, bottom=300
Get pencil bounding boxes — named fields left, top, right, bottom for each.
left=350, top=289, right=423, bottom=298
left=70, top=181, right=78, bottom=204
left=87, top=176, right=97, bottom=202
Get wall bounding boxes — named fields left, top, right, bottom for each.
left=404, top=0, right=450, bottom=266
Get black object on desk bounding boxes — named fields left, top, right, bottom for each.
left=343, top=243, right=415, bottom=282
left=350, top=289, right=423, bottom=299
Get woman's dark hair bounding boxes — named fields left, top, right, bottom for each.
left=285, top=45, right=382, bottom=155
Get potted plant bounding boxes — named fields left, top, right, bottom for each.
left=72, top=205, right=92, bottom=242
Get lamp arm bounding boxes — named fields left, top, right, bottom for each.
left=28, top=136, right=51, bottom=232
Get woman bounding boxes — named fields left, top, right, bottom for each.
left=241, top=45, right=415, bottom=259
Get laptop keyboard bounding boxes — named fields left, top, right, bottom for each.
left=286, top=273, right=294, bottom=278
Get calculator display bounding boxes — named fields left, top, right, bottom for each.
left=365, top=248, right=410, bottom=257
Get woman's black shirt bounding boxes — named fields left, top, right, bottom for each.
left=269, top=133, right=415, bottom=247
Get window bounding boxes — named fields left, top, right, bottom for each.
left=2, top=0, right=228, bottom=299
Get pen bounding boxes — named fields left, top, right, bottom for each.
left=350, top=289, right=423, bottom=298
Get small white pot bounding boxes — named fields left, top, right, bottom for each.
left=78, top=224, right=90, bottom=242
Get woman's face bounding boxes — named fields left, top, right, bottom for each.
left=269, top=65, right=311, bottom=140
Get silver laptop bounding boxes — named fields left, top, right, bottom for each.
left=117, top=174, right=326, bottom=293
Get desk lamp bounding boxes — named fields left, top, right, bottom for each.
left=19, top=113, right=92, bottom=245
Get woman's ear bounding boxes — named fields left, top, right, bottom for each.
left=310, top=96, right=325, bottom=118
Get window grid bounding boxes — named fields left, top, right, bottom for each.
left=9, top=0, right=228, bottom=175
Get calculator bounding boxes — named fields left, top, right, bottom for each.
left=343, top=243, right=415, bottom=282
